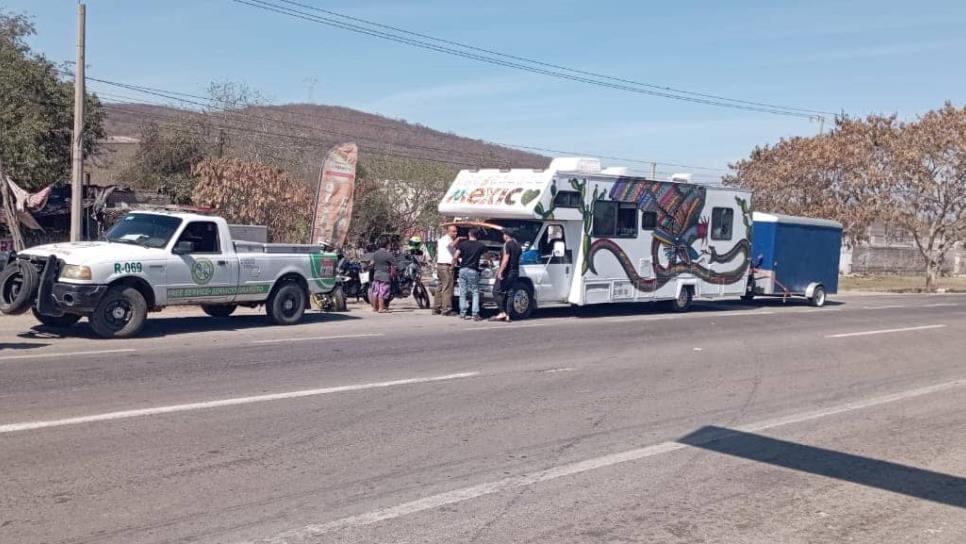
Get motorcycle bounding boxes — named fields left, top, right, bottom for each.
left=361, top=252, right=431, bottom=309
left=337, top=257, right=365, bottom=301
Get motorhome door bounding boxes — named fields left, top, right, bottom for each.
left=532, top=224, right=572, bottom=303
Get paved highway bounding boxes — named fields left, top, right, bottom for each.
left=1, top=294, right=964, bottom=543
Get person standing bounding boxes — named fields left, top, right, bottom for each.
left=433, top=224, right=459, bottom=316
left=452, top=228, right=486, bottom=321
left=491, top=228, right=523, bottom=322
left=370, top=236, right=394, bottom=313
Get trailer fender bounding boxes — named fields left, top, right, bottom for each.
left=804, top=282, right=823, bottom=298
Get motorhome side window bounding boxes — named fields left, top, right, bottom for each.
left=592, top=201, right=638, bottom=238
left=711, top=207, right=734, bottom=240
left=177, top=221, right=221, bottom=253
left=553, top=190, right=582, bottom=208
left=641, top=211, right=657, bottom=230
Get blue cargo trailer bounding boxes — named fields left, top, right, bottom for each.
left=748, top=212, right=843, bottom=306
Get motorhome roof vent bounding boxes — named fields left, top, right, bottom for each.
left=601, top=166, right=630, bottom=176
left=670, top=173, right=693, bottom=183
left=549, top=157, right=601, bottom=174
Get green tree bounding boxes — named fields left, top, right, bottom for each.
left=0, top=9, right=104, bottom=189
left=122, top=121, right=209, bottom=204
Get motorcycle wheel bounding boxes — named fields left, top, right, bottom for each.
left=413, top=283, right=431, bottom=309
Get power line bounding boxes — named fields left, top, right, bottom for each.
left=230, top=0, right=828, bottom=120
left=275, top=0, right=836, bottom=118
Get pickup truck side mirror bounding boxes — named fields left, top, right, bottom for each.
left=552, top=240, right=566, bottom=258
left=172, top=240, right=194, bottom=255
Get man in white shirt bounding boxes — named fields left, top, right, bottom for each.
left=432, top=224, right=459, bottom=316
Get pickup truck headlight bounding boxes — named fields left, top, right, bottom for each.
left=60, top=264, right=92, bottom=280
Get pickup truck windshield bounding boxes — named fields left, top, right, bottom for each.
left=106, top=214, right=182, bottom=248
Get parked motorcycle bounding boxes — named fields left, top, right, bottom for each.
left=361, top=252, right=431, bottom=309
left=337, top=257, right=365, bottom=301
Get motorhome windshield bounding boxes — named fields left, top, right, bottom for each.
left=485, top=220, right=542, bottom=246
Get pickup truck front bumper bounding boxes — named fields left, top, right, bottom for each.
left=50, top=282, right=108, bottom=314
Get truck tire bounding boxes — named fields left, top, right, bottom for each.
left=31, top=307, right=81, bottom=328
left=0, top=261, right=38, bottom=315
left=202, top=304, right=237, bottom=318
left=267, top=282, right=307, bottom=325
left=808, top=285, right=827, bottom=307
left=666, top=286, right=693, bottom=313
left=89, top=285, right=148, bottom=338
left=505, top=281, right=534, bottom=320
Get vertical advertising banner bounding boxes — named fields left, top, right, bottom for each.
left=310, top=142, right=358, bottom=247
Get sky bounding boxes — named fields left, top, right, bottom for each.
left=6, top=0, right=966, bottom=178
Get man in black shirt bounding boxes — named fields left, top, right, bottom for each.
left=491, top=228, right=523, bottom=322
left=452, top=228, right=486, bottom=321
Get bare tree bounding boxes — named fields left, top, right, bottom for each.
left=886, top=103, right=966, bottom=291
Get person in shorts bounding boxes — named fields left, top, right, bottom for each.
left=370, top=237, right=393, bottom=313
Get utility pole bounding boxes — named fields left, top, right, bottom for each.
left=650, top=162, right=657, bottom=179
left=69, top=3, right=86, bottom=241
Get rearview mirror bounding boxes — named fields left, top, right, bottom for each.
left=552, top=240, right=566, bottom=258
left=172, top=240, right=194, bottom=255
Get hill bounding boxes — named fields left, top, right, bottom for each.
left=93, top=102, right=549, bottom=187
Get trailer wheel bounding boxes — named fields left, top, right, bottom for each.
left=808, top=285, right=827, bottom=307
left=202, top=304, right=237, bottom=318
left=89, top=285, right=148, bottom=338
left=0, top=262, right=39, bottom=315
left=505, top=281, right=534, bottom=320
left=667, top=286, right=693, bottom=313
left=31, top=307, right=82, bottom=328
left=267, top=282, right=307, bottom=325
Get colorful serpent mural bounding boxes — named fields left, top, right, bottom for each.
left=584, top=178, right=752, bottom=292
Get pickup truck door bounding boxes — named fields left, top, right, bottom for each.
left=164, top=220, right=238, bottom=304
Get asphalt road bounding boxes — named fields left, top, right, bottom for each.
left=1, top=293, right=965, bottom=543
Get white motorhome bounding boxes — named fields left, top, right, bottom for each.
left=438, top=157, right=753, bottom=318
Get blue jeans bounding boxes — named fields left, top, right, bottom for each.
left=458, top=267, right=480, bottom=317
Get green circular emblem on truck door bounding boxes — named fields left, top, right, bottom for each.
left=191, top=258, right=215, bottom=285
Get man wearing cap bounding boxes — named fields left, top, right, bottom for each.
left=432, top=224, right=459, bottom=316
left=490, top=227, right=523, bottom=322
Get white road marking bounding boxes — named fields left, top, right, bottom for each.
left=0, top=372, right=478, bottom=434
left=862, top=304, right=910, bottom=310
left=922, top=303, right=958, bottom=308
left=251, top=333, right=383, bottom=344
left=252, top=376, right=966, bottom=543
left=0, top=348, right=136, bottom=362
left=826, top=324, right=947, bottom=338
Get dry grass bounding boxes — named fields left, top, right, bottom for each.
left=840, top=275, right=966, bottom=293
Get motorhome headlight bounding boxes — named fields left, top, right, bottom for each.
left=60, top=264, right=92, bottom=280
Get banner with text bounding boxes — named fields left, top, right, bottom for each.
left=310, top=143, right=358, bottom=247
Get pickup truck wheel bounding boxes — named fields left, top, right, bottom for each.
left=31, top=307, right=82, bottom=328
left=267, top=282, right=307, bottom=325
left=89, top=286, right=147, bottom=338
left=202, top=304, right=237, bottom=318
left=0, top=262, right=39, bottom=315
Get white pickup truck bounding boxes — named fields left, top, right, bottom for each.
left=0, top=211, right=340, bottom=338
